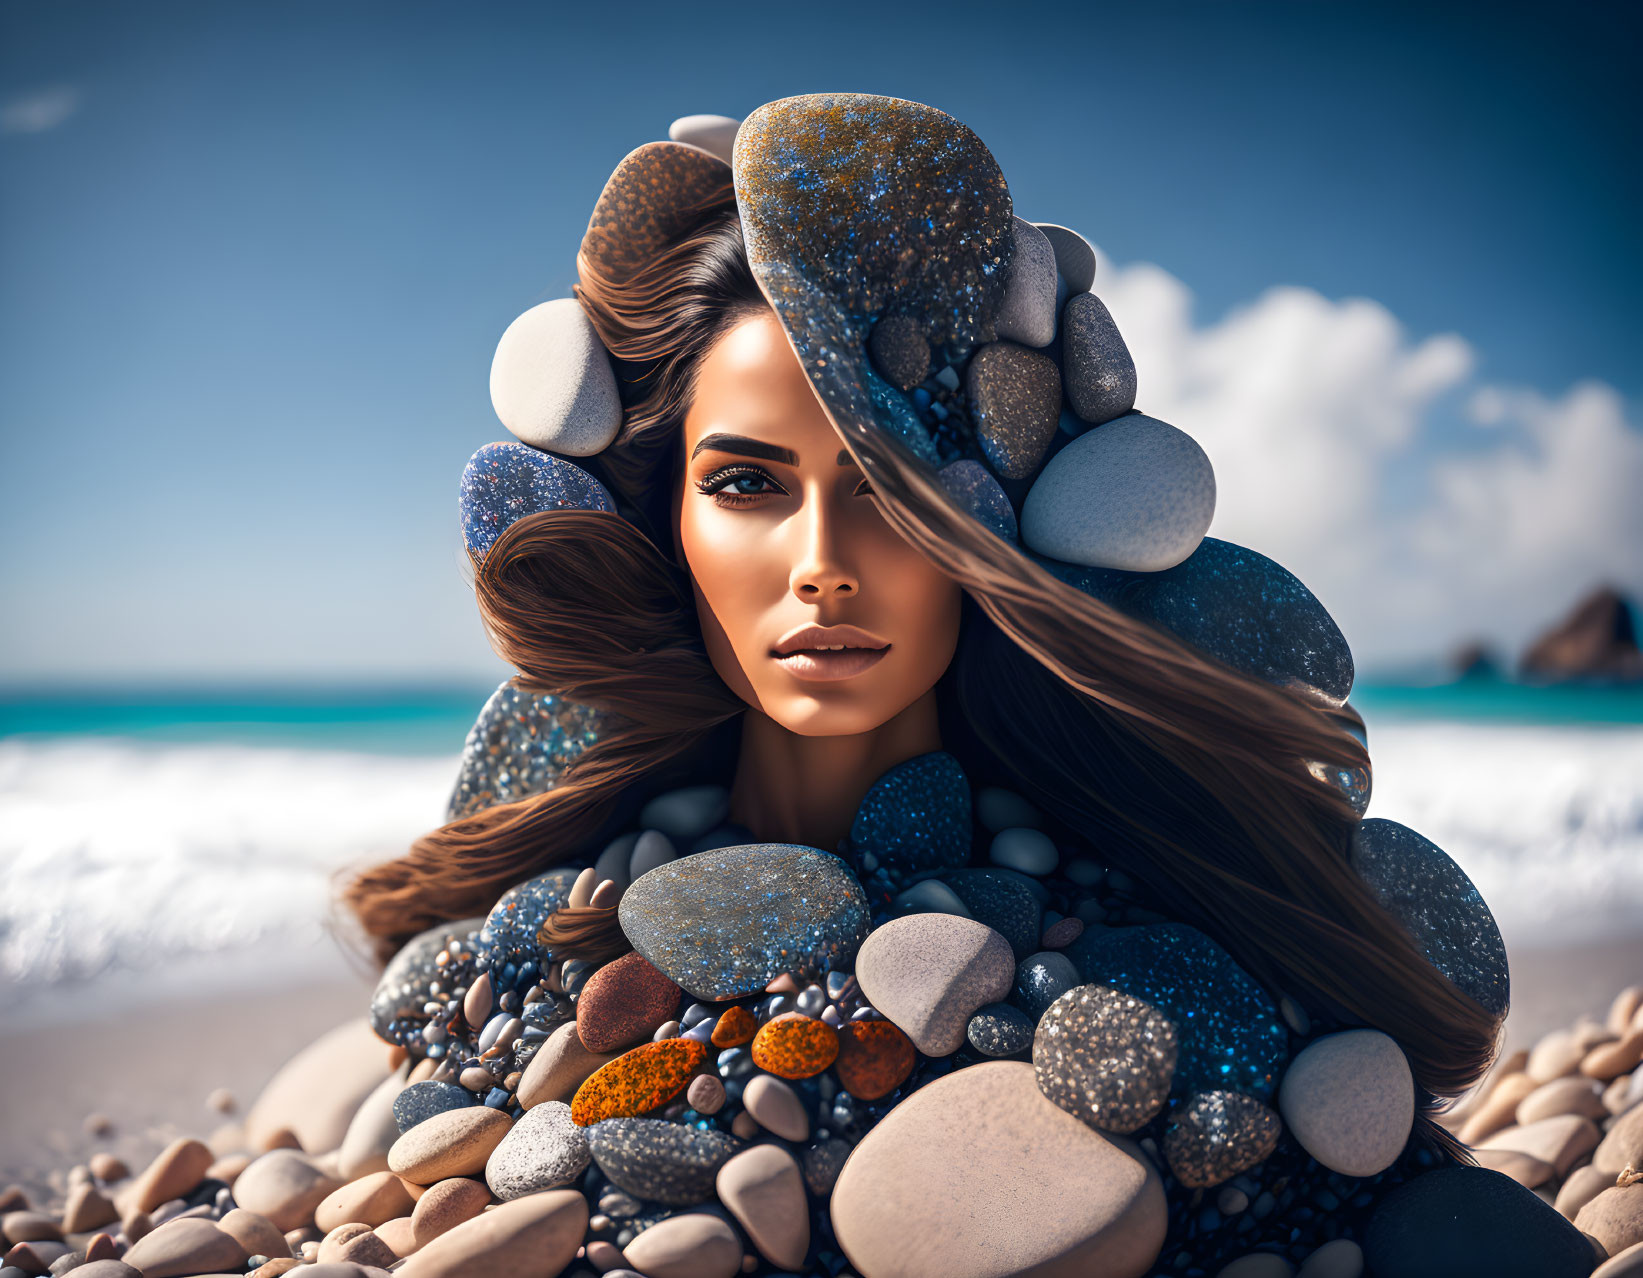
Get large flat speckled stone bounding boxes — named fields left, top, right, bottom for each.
left=832, top=1060, right=1167, bottom=1277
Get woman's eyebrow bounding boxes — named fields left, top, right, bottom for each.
left=690, top=434, right=860, bottom=467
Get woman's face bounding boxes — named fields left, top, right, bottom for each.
left=674, top=308, right=963, bottom=737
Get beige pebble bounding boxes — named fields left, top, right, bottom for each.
left=1609, top=1074, right=1640, bottom=1116
left=232, top=1149, right=344, bottom=1232
left=339, top=1065, right=412, bottom=1182
left=741, top=1074, right=808, bottom=1142
left=590, top=879, right=621, bottom=909
left=87, top=1154, right=128, bottom=1184
left=1471, top=1147, right=1554, bottom=1189
left=1594, top=1238, right=1643, bottom=1277
left=1478, top=1114, right=1602, bottom=1177
left=1586, top=1029, right=1643, bottom=1082
left=318, top=1221, right=373, bottom=1261
left=1296, top=1237, right=1363, bottom=1278
left=207, top=1087, right=238, bottom=1115
left=388, top=1107, right=512, bottom=1185
left=1577, top=1017, right=1622, bottom=1051
left=375, top=1213, right=418, bottom=1258
left=1518, top=1075, right=1609, bottom=1125
left=717, top=1145, right=808, bottom=1269
left=731, top=1111, right=760, bottom=1140
left=585, top=1238, right=627, bottom=1270
left=313, top=1170, right=415, bottom=1233
left=249, top=1260, right=301, bottom=1278
left=217, top=1207, right=290, bottom=1260
left=686, top=1075, right=725, bottom=1116
left=567, top=865, right=599, bottom=909
left=326, top=1224, right=398, bottom=1268
left=1460, top=1073, right=1539, bottom=1145
left=122, top=1217, right=247, bottom=1277
left=207, top=1122, right=246, bottom=1157
left=464, top=972, right=495, bottom=1032
left=1595, top=1104, right=1643, bottom=1176
left=396, top=1188, right=586, bottom=1277
left=407, top=1058, right=440, bottom=1085
left=409, top=1177, right=492, bottom=1249
left=205, top=1151, right=252, bottom=1188
left=122, top=1137, right=214, bottom=1215
left=1557, top=1164, right=1617, bottom=1220
left=2, top=1210, right=63, bottom=1242
left=71, top=1260, right=140, bottom=1278
left=516, top=1021, right=620, bottom=1110
left=1529, top=1029, right=1589, bottom=1084
left=121, top=1209, right=153, bottom=1243
left=1577, top=1185, right=1643, bottom=1257
left=244, top=1018, right=392, bottom=1156
left=622, top=1209, right=743, bottom=1278
left=61, top=1183, right=118, bottom=1234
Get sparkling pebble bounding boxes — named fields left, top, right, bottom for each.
left=686, top=1075, right=725, bottom=1116
left=711, top=1006, right=757, bottom=1049
left=1064, top=922, right=1289, bottom=1101
left=393, top=1082, right=476, bottom=1134
left=967, top=341, right=1063, bottom=480
left=941, top=868, right=1044, bottom=960
left=638, top=786, right=730, bottom=841
left=618, top=844, right=870, bottom=1001
left=459, top=442, right=616, bottom=561
left=741, top=1074, right=810, bottom=1141
left=1034, top=983, right=1179, bottom=1134
left=751, top=1013, right=840, bottom=1080
left=575, top=951, right=683, bottom=1054
left=966, top=1003, right=1035, bottom=1057
left=995, top=217, right=1059, bottom=348
left=936, top=460, right=1018, bottom=543
left=1014, top=950, right=1080, bottom=1019
left=868, top=315, right=932, bottom=391
left=585, top=1118, right=742, bottom=1206
left=627, top=830, right=678, bottom=882
left=1059, top=292, right=1137, bottom=427
left=480, top=866, right=584, bottom=965
left=988, top=827, right=1058, bottom=877
left=570, top=1039, right=710, bottom=1126
left=1162, top=1090, right=1283, bottom=1188
left=833, top=1019, right=917, bottom=1099
left=849, top=752, right=972, bottom=889
left=802, top=1138, right=852, bottom=1198
left=369, top=917, right=488, bottom=1048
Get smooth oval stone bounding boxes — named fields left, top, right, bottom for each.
left=489, top=299, right=621, bottom=456
left=833, top=1019, right=916, bottom=1099
left=1034, top=984, right=1179, bottom=1134
left=638, top=786, right=729, bottom=841
left=1038, top=537, right=1355, bottom=705
left=1161, top=1090, right=1282, bottom=1188
left=869, top=314, right=932, bottom=390
left=570, top=1039, right=709, bottom=1125
left=686, top=1074, right=726, bottom=1116
left=393, top=1082, right=475, bottom=1135
left=968, top=341, right=1063, bottom=480
left=593, top=832, right=638, bottom=891
left=989, top=827, right=1058, bottom=876
left=667, top=113, right=739, bottom=164
left=387, top=1108, right=513, bottom=1186
left=856, top=913, right=1015, bottom=1056
left=1576, top=1186, right=1643, bottom=1257
left=517, top=1021, right=619, bottom=1110
left=231, top=1150, right=343, bottom=1233
left=125, top=1136, right=214, bottom=1215
left=397, top=1188, right=585, bottom=1278
left=620, top=1210, right=742, bottom=1278
left=832, top=1060, right=1167, bottom=1277
left=850, top=751, right=973, bottom=887
left=484, top=1102, right=589, bottom=1200
left=1034, top=223, right=1097, bottom=294
left=1363, top=1167, right=1595, bottom=1278
left=1279, top=1029, right=1413, bottom=1177
left=967, top=1003, right=1035, bottom=1057
left=751, top=1012, right=839, bottom=1079
left=1022, top=413, right=1213, bottom=572
left=1350, top=818, right=1509, bottom=1018
left=313, top=1171, right=414, bottom=1233
left=576, top=951, right=682, bottom=1054
left=1015, top=951, right=1081, bottom=1019
left=478, top=865, right=583, bottom=964
left=462, top=972, right=494, bottom=1032
left=1060, top=292, right=1137, bottom=426
left=586, top=1119, right=742, bottom=1206
left=617, top=844, right=869, bottom=1001
left=447, top=684, right=606, bottom=822
left=943, top=868, right=1044, bottom=960
left=937, top=459, right=1018, bottom=542
left=893, top=878, right=973, bottom=918
left=1295, top=1238, right=1363, bottom=1278
left=716, top=1144, right=809, bottom=1269
left=1065, top=923, right=1288, bottom=1101
left=122, top=1218, right=246, bottom=1277
left=626, top=830, right=678, bottom=881
left=409, top=1177, right=493, bottom=1249
left=996, top=218, right=1059, bottom=349
left=741, top=1074, right=809, bottom=1140
left=458, top=442, right=616, bottom=562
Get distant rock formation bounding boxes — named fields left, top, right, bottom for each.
left=1448, top=641, right=1503, bottom=680
left=1519, top=586, right=1643, bottom=683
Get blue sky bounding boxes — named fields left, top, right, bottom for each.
left=2, top=0, right=1638, bottom=683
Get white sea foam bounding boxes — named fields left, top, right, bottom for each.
left=1, top=722, right=1639, bottom=1015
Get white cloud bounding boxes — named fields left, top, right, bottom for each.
left=1092, top=250, right=1643, bottom=671
left=1, top=85, right=82, bottom=135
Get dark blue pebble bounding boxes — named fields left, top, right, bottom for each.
left=393, top=1080, right=475, bottom=1133
left=940, top=868, right=1043, bottom=960
left=849, top=752, right=973, bottom=889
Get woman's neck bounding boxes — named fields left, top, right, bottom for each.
left=727, top=689, right=942, bottom=852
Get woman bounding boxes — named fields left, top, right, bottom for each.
left=341, top=96, right=1530, bottom=1277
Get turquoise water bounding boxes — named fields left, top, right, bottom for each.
left=1, top=675, right=1640, bottom=755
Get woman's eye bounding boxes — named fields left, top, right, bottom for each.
left=697, top=466, right=787, bottom=506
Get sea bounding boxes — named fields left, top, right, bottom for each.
left=2, top=677, right=1641, bottom=1023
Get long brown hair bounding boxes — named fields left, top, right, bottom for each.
left=340, top=177, right=1501, bottom=1156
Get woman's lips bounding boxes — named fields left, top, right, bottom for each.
left=772, top=646, right=890, bottom=682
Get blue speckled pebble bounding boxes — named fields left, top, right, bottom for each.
left=392, top=1080, right=476, bottom=1133
left=459, top=441, right=616, bottom=561
left=940, top=868, right=1044, bottom=960
left=850, top=751, right=973, bottom=888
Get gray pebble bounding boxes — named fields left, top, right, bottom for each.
left=966, top=1002, right=1035, bottom=1056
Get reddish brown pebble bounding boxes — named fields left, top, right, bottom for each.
left=62, top=1182, right=119, bottom=1233
left=571, top=1038, right=710, bottom=1125
left=575, top=952, right=683, bottom=1054
left=126, top=1137, right=214, bottom=1214
left=766, top=973, right=801, bottom=995
left=1041, top=917, right=1084, bottom=949
left=376, top=1213, right=418, bottom=1258
left=84, top=1233, right=118, bottom=1262
left=2, top=1211, right=62, bottom=1243
left=88, top=1154, right=128, bottom=1184
left=711, top=1006, right=757, bottom=1048
left=833, top=1019, right=917, bottom=1100
left=751, top=1013, right=840, bottom=1080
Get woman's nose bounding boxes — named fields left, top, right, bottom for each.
left=791, top=492, right=859, bottom=600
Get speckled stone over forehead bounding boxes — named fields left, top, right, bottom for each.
left=580, top=141, right=732, bottom=282
left=446, top=682, right=609, bottom=821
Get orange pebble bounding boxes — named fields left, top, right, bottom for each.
left=834, top=1019, right=916, bottom=1100
left=570, top=1038, right=708, bottom=1126
left=751, top=1012, right=839, bottom=1080
left=711, top=1005, right=758, bottom=1048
